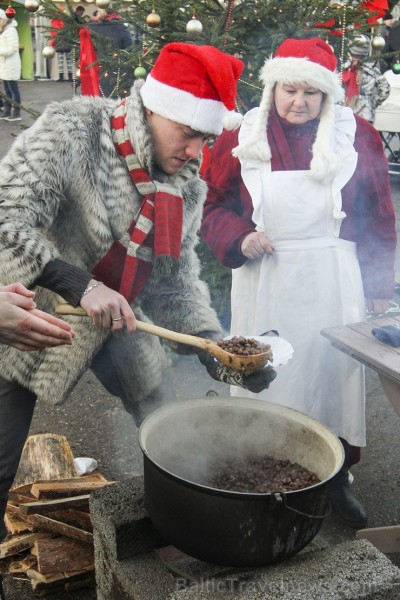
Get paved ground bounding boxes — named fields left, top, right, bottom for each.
left=1, top=79, right=400, bottom=599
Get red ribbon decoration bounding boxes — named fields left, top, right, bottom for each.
left=79, top=28, right=100, bottom=97
left=315, top=0, right=389, bottom=33
left=363, top=0, right=389, bottom=24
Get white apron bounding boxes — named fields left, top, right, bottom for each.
left=231, top=107, right=366, bottom=446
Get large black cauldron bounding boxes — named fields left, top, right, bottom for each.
left=139, top=397, right=344, bottom=567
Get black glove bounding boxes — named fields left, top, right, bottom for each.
left=198, top=351, right=277, bottom=393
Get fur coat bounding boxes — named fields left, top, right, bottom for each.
left=342, top=59, right=390, bottom=123
left=0, top=82, right=222, bottom=406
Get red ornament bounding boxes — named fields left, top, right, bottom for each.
left=5, top=6, right=16, bottom=19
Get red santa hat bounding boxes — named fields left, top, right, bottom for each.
left=140, top=43, right=244, bottom=136
left=233, top=38, right=345, bottom=181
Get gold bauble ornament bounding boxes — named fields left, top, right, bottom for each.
left=329, top=0, right=346, bottom=7
left=76, top=69, right=81, bottom=79
left=186, top=16, right=203, bottom=35
left=371, top=35, right=385, bottom=50
left=24, top=0, right=39, bottom=13
left=96, top=0, right=111, bottom=8
left=42, top=45, right=56, bottom=59
left=146, top=10, right=161, bottom=28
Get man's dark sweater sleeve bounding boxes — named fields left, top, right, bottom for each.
left=33, top=259, right=94, bottom=307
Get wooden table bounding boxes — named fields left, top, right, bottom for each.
left=321, top=315, right=400, bottom=553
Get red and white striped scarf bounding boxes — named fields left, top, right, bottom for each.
left=92, top=100, right=183, bottom=303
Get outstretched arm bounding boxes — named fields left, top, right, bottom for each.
left=0, top=284, right=75, bottom=351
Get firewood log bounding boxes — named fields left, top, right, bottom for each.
left=0, top=533, right=51, bottom=558
left=33, top=536, right=94, bottom=574
left=13, top=433, right=78, bottom=487
left=30, top=479, right=113, bottom=499
left=19, top=494, right=90, bottom=515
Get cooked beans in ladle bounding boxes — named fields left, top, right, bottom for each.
left=215, top=336, right=271, bottom=357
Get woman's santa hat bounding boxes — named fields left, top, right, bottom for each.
left=140, top=42, right=244, bottom=136
left=233, top=38, right=345, bottom=181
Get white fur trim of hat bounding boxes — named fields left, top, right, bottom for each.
left=140, top=42, right=244, bottom=136
left=233, top=38, right=345, bottom=182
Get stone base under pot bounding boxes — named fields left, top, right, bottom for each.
left=90, top=476, right=400, bottom=600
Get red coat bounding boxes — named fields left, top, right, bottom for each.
left=49, top=19, right=64, bottom=48
left=201, top=114, right=396, bottom=299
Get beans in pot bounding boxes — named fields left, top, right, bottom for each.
left=215, top=336, right=271, bottom=356
left=204, top=456, right=320, bottom=493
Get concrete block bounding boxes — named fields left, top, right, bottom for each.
left=96, top=550, right=176, bottom=600
left=91, top=477, right=400, bottom=600
left=112, top=552, right=176, bottom=600
left=168, top=539, right=400, bottom=600
left=90, top=475, right=165, bottom=560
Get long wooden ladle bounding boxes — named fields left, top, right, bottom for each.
left=55, top=303, right=272, bottom=373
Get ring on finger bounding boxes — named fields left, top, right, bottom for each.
left=112, top=317, right=123, bottom=322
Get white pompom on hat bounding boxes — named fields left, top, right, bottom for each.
left=233, top=38, right=345, bottom=181
left=140, top=42, right=244, bottom=136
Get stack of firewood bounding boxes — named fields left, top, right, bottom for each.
left=0, top=434, right=114, bottom=596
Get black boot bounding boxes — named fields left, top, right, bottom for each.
left=328, top=468, right=368, bottom=528
left=5, top=108, right=21, bottom=122
left=0, top=104, right=11, bottom=120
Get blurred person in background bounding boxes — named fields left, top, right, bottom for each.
left=74, top=5, right=86, bottom=24
left=0, top=8, right=21, bottom=121
left=342, top=34, right=390, bottom=123
left=49, top=15, right=73, bottom=83
left=88, top=7, right=134, bottom=98
left=385, top=15, right=400, bottom=67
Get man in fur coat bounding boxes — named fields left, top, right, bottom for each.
left=0, top=44, right=275, bottom=549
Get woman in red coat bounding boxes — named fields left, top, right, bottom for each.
left=201, top=38, right=397, bottom=529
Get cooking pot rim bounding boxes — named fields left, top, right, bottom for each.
left=139, top=397, right=345, bottom=496
left=140, top=396, right=345, bottom=435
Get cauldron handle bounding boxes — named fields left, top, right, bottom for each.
left=271, top=492, right=331, bottom=520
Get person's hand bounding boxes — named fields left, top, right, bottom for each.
left=0, top=282, right=36, bottom=303
left=0, top=284, right=75, bottom=351
left=367, top=299, right=390, bottom=316
left=80, top=280, right=136, bottom=333
left=198, top=351, right=277, bottom=393
left=241, top=231, right=274, bottom=260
